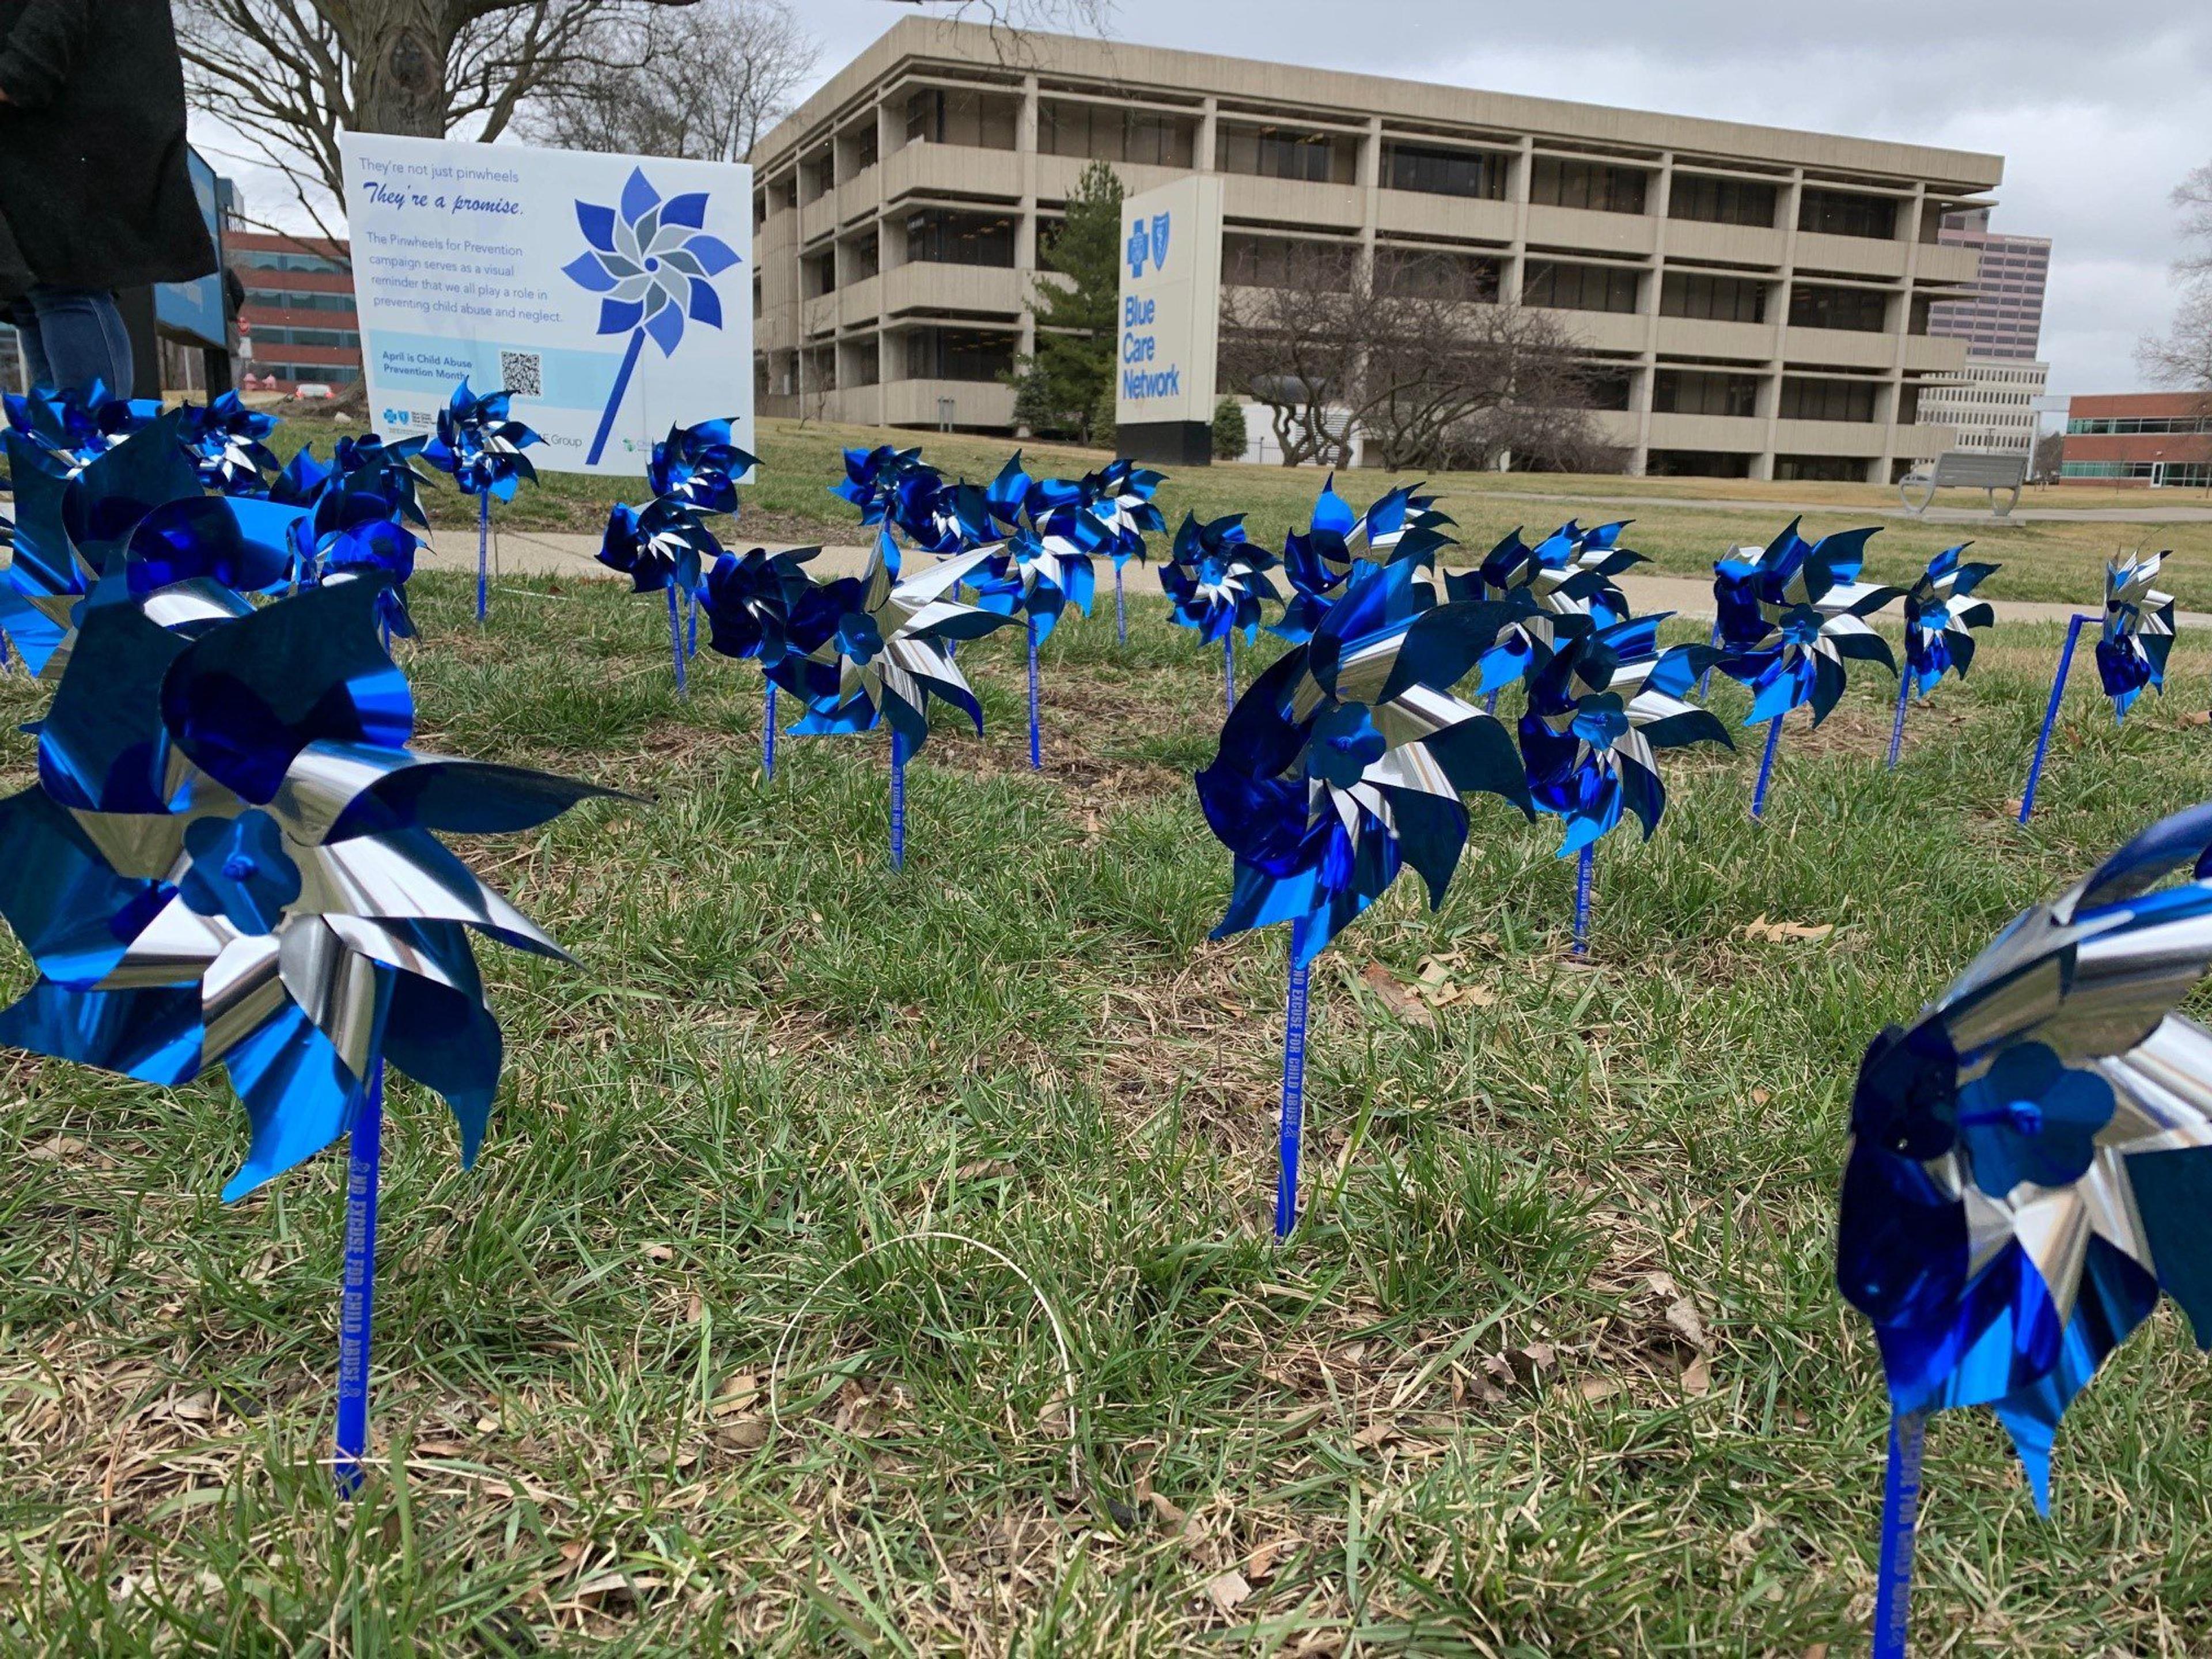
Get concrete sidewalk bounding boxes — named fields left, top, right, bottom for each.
left=448, top=530, right=2212, bottom=631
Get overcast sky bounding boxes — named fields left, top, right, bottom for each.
left=197, top=1, right=2209, bottom=399
left=780, top=0, right=2211, bottom=398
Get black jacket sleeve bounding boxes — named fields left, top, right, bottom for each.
left=0, top=0, right=89, bottom=109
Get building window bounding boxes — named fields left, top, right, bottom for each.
left=1907, top=296, right=1934, bottom=335
left=241, top=286, right=357, bottom=314
left=1658, top=271, right=1768, bottom=324
left=1529, top=156, right=1649, bottom=215
left=840, top=230, right=880, bottom=284
left=1787, top=283, right=1888, bottom=332
left=853, top=124, right=878, bottom=171
left=904, top=87, right=1018, bottom=150
left=1667, top=174, right=1777, bottom=229
left=1215, top=123, right=1356, bottom=185
left=1798, top=188, right=1898, bottom=241
left=1382, top=142, right=1509, bottom=201
left=257, top=362, right=362, bottom=384
left=904, top=210, right=1016, bottom=267
left=251, top=325, right=361, bottom=350
left=1374, top=248, right=1500, bottom=301
left=1778, top=377, right=1879, bottom=422
left=801, top=153, right=832, bottom=202
left=1222, top=233, right=1354, bottom=290
left=802, top=250, right=835, bottom=298
left=1581, top=371, right=1635, bottom=411
left=1647, top=449, right=1753, bottom=478
left=236, top=248, right=347, bottom=274
left=1523, top=260, right=1639, bottom=313
left=904, top=327, right=1016, bottom=382
left=1037, top=101, right=1195, bottom=168
left=2066, top=415, right=2212, bottom=435
left=1652, top=369, right=1760, bottom=418
left=1775, top=455, right=1872, bottom=482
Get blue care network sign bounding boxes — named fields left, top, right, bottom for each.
left=1115, top=175, right=1222, bottom=429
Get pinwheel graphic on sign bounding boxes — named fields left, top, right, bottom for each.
left=2018, top=551, right=2175, bottom=824
left=1890, top=546, right=1999, bottom=768
left=1836, top=799, right=2212, bottom=1658
left=1081, top=458, right=1166, bottom=643
left=563, top=168, right=742, bottom=467
left=1161, top=512, right=1281, bottom=709
left=0, top=577, right=623, bottom=1494
left=785, top=530, right=1013, bottom=866
left=598, top=495, right=724, bottom=696
left=1710, top=519, right=1900, bottom=817
left=1446, top=520, right=1642, bottom=709
left=179, top=392, right=282, bottom=495
left=1197, top=559, right=1529, bottom=1237
left=421, top=379, right=541, bottom=622
left=1519, top=614, right=1730, bottom=953
left=703, top=544, right=820, bottom=778
left=0, top=413, right=300, bottom=681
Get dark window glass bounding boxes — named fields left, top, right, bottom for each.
left=1774, top=455, right=1871, bottom=482
left=904, top=88, right=1017, bottom=149
left=243, top=287, right=357, bottom=313
left=854, top=126, right=878, bottom=170
left=1658, top=271, right=1768, bottom=324
left=904, top=210, right=1016, bottom=267
left=1798, top=188, right=1898, bottom=240
left=1529, top=156, right=1648, bottom=215
left=1652, top=369, right=1760, bottom=418
left=1647, top=449, right=1753, bottom=478
left=1037, top=101, right=1194, bottom=167
left=1523, top=260, right=1640, bottom=313
left=1581, top=372, right=1635, bottom=411
left=905, top=328, right=1016, bottom=382
left=1787, top=284, right=1888, bottom=332
left=1778, top=377, right=1879, bottom=422
left=1383, top=143, right=1509, bottom=201
left=237, top=249, right=347, bottom=274
left=1222, top=233, right=1353, bottom=290
left=802, top=252, right=835, bottom=297
left=1666, top=174, right=1777, bottom=228
left=1374, top=248, right=1500, bottom=301
left=1216, top=123, right=1355, bottom=184
left=260, top=362, right=362, bottom=384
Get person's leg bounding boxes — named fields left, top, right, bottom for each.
left=4, top=299, right=52, bottom=389
left=21, top=286, right=132, bottom=399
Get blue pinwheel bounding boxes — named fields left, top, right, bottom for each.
left=968, top=452, right=1105, bottom=768
left=1518, top=613, right=1730, bottom=952
left=1161, top=512, right=1281, bottom=709
left=421, top=378, right=541, bottom=622
left=702, top=544, right=820, bottom=778
left=331, top=432, right=432, bottom=529
left=783, top=531, right=1013, bottom=866
left=563, top=168, right=742, bottom=466
left=1076, top=457, right=1166, bottom=642
left=310, top=487, right=422, bottom=646
left=650, top=418, right=757, bottom=514
left=1446, top=520, right=1642, bottom=704
left=1889, top=545, right=1999, bottom=768
left=2095, top=549, right=2174, bottom=721
left=1837, top=800, right=2212, bottom=1654
left=1198, top=559, right=1529, bottom=1236
left=1275, top=475, right=1456, bottom=645
left=1711, top=518, right=1900, bottom=816
left=179, top=391, right=282, bottom=495
left=830, top=445, right=990, bottom=555
left=598, top=495, right=724, bottom=696
left=0, top=574, right=622, bottom=1491
left=5, top=380, right=161, bottom=474
left=0, top=413, right=299, bottom=680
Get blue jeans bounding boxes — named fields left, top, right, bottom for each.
left=6, top=287, right=134, bottom=400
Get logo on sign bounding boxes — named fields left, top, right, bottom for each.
left=1150, top=212, right=1171, bottom=271
left=1125, top=217, right=1150, bottom=279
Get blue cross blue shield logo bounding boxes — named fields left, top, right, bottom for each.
left=1125, top=217, right=1150, bottom=279
left=1150, top=212, right=1172, bottom=271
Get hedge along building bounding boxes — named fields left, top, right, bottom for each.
left=750, top=17, right=2002, bottom=481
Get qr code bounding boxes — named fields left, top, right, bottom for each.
left=499, top=350, right=542, bottom=397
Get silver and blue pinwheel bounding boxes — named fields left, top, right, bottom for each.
left=0, top=575, right=622, bottom=1493
left=783, top=530, right=1013, bottom=865
left=1891, top=546, right=1999, bottom=768
left=5, top=380, right=160, bottom=474
left=179, top=391, right=282, bottom=495
left=1197, top=558, right=1529, bottom=1236
left=1161, top=511, right=1281, bottom=709
left=598, top=495, right=724, bottom=696
left=1081, top=458, right=1166, bottom=642
left=421, top=378, right=542, bottom=622
left=702, top=544, right=821, bottom=777
left=2018, top=550, right=2176, bottom=824
left=1710, top=519, right=1900, bottom=816
left=650, top=418, right=757, bottom=515
left=972, top=452, right=1103, bottom=768
left=1446, top=518, right=1641, bottom=707
left=563, top=168, right=743, bottom=465
left=1275, top=475, right=1455, bottom=646
left=1518, top=613, right=1730, bottom=952
left=1837, top=799, right=2212, bottom=1656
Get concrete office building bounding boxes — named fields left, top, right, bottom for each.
left=1915, top=209, right=2050, bottom=456
left=1915, top=359, right=2047, bottom=456
left=751, top=21, right=1999, bottom=480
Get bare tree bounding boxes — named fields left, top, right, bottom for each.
left=2031, top=427, right=2066, bottom=486
left=176, top=1, right=702, bottom=237
left=1219, top=244, right=1623, bottom=472
left=2139, top=163, right=2212, bottom=396
left=521, top=0, right=816, bottom=163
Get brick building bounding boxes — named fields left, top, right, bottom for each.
left=229, top=231, right=361, bottom=392
left=2059, top=392, right=2212, bottom=488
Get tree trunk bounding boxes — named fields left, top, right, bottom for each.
left=348, top=0, right=456, bottom=136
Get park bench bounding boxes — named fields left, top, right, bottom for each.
left=1897, top=450, right=2027, bottom=518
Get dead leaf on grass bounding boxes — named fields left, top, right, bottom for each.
left=1359, top=962, right=1437, bottom=1026
left=1740, top=914, right=1834, bottom=944
left=1206, top=1570, right=1253, bottom=1615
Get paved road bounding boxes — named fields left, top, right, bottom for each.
left=447, top=529, right=2212, bottom=631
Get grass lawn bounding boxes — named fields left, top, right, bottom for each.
left=7, top=536, right=2212, bottom=1650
